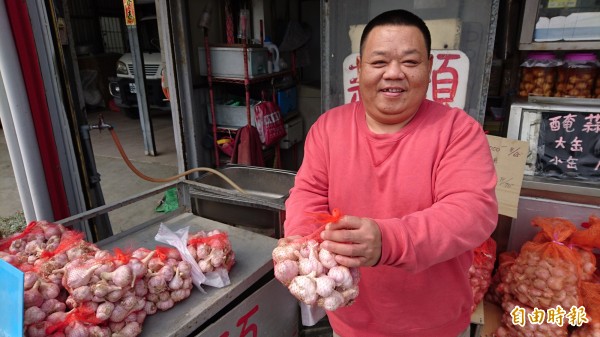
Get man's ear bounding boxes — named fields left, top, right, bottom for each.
left=357, top=55, right=361, bottom=75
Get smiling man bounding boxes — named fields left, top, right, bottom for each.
left=283, top=9, right=498, bottom=337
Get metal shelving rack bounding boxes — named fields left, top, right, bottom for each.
left=202, top=31, right=296, bottom=168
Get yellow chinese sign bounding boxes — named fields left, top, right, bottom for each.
left=547, top=0, right=577, bottom=8
left=123, top=0, right=136, bottom=26
left=511, top=305, right=589, bottom=327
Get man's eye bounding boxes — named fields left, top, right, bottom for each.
left=404, top=60, right=419, bottom=66
left=371, top=60, right=386, bottom=67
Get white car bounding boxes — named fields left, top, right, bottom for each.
left=108, top=16, right=169, bottom=118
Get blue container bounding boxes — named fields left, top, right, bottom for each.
left=0, top=259, right=23, bottom=337
left=276, top=86, right=298, bottom=117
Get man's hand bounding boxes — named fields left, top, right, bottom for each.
left=319, top=215, right=382, bottom=268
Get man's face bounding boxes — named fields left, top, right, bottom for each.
left=358, top=25, right=433, bottom=133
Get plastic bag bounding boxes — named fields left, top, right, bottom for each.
left=300, top=302, right=327, bottom=327
left=254, top=101, right=286, bottom=146
left=155, top=224, right=206, bottom=291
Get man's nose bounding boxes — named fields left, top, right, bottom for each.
left=384, top=61, right=406, bottom=79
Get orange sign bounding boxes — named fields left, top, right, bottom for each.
left=123, top=0, right=136, bottom=26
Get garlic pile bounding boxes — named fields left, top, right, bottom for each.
left=187, top=229, right=235, bottom=273
left=273, top=239, right=359, bottom=311
left=1, top=221, right=196, bottom=337
left=494, top=294, right=569, bottom=337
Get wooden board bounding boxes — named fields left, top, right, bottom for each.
left=96, top=212, right=279, bottom=337
left=480, top=301, right=503, bottom=337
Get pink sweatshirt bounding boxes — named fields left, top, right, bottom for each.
left=284, top=100, right=498, bottom=337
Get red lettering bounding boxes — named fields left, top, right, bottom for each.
left=432, top=54, right=460, bottom=105
left=237, top=305, right=259, bottom=337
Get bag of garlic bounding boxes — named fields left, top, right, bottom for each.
left=494, top=294, right=569, bottom=337
left=507, top=216, right=599, bottom=311
left=571, top=281, right=600, bottom=337
left=485, top=251, right=517, bottom=305
left=272, top=209, right=360, bottom=325
left=469, top=236, right=496, bottom=313
left=154, top=224, right=211, bottom=290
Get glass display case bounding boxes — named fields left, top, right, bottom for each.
left=519, top=0, right=600, bottom=50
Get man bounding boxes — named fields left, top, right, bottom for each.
left=283, top=9, right=498, bottom=337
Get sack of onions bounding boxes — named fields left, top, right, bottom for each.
left=187, top=229, right=235, bottom=273
left=486, top=251, right=518, bottom=305
left=507, top=217, right=592, bottom=310
left=273, top=209, right=360, bottom=311
left=469, top=236, right=496, bottom=312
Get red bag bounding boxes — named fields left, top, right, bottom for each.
left=254, top=101, right=286, bottom=146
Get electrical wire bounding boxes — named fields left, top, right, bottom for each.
left=108, top=128, right=246, bottom=194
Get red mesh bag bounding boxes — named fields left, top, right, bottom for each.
left=494, top=296, right=568, bottom=337
left=469, top=237, right=497, bottom=312
left=571, top=281, right=600, bottom=337
left=508, top=217, right=583, bottom=310
left=486, top=251, right=518, bottom=305
left=272, top=209, right=360, bottom=311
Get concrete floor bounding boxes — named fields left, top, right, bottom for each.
left=0, top=108, right=179, bottom=235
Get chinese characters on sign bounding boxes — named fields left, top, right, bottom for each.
left=511, top=305, right=589, bottom=327
left=219, top=305, right=259, bottom=337
left=123, top=0, right=136, bottom=26
left=486, top=135, right=529, bottom=218
left=537, top=112, right=600, bottom=180
left=342, top=50, right=469, bottom=109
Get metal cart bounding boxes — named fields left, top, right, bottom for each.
left=59, top=179, right=299, bottom=337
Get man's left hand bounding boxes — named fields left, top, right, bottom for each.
left=319, top=215, right=382, bottom=267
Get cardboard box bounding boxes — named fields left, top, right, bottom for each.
left=280, top=117, right=303, bottom=149
left=478, top=301, right=503, bottom=337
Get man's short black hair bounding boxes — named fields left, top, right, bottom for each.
left=359, top=9, right=432, bottom=56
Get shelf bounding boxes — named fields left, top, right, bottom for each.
left=518, top=0, right=600, bottom=51
left=519, top=41, right=600, bottom=51
left=211, top=69, right=294, bottom=85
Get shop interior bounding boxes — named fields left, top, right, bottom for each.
left=1, top=0, right=600, bottom=336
